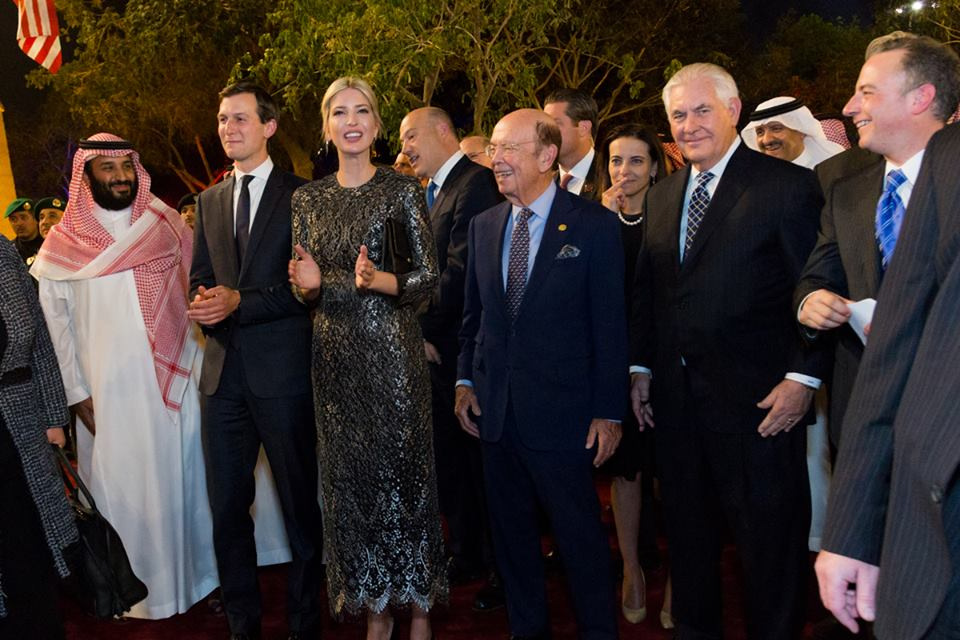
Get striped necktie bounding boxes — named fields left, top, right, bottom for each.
left=876, top=168, right=907, bottom=270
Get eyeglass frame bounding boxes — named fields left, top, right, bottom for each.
left=484, top=139, right=540, bottom=159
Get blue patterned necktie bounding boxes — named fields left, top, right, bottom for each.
left=505, top=207, right=533, bottom=321
left=426, top=180, right=438, bottom=209
left=684, top=170, right=715, bottom=257
left=876, top=169, right=907, bottom=270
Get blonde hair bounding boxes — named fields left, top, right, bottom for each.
left=321, top=76, right=384, bottom=143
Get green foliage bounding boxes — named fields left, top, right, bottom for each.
left=736, top=13, right=873, bottom=115
left=248, top=0, right=743, bottom=141
left=31, top=0, right=273, bottom=184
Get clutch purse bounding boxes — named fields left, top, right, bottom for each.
left=54, top=446, right=149, bottom=618
left=382, top=217, right=414, bottom=275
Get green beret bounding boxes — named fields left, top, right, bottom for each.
left=177, top=193, right=197, bottom=212
left=4, top=198, right=35, bottom=220
left=35, top=196, right=67, bottom=212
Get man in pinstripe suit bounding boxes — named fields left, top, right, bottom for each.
left=816, top=123, right=960, bottom=639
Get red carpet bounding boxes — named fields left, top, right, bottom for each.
left=62, top=484, right=828, bottom=639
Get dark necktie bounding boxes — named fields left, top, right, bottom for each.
left=876, top=168, right=907, bottom=270
left=684, top=170, right=715, bottom=257
left=559, top=172, right=573, bottom=191
left=235, top=174, right=254, bottom=265
left=426, top=180, right=438, bottom=209
left=505, top=207, right=533, bottom=321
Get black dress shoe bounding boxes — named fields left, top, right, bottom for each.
left=473, top=573, right=505, bottom=612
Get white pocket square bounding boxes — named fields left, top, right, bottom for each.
left=556, top=244, right=581, bottom=259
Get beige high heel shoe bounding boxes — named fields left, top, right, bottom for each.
left=621, top=569, right=647, bottom=623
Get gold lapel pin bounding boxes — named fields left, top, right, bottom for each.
left=558, top=223, right=568, bottom=231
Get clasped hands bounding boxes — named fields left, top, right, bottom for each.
left=187, top=285, right=240, bottom=325
left=454, top=385, right=621, bottom=467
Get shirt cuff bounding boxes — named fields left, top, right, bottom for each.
left=785, top=373, right=821, bottom=390
left=456, top=379, right=473, bottom=388
left=797, top=292, right=816, bottom=321
left=629, top=366, right=652, bottom=376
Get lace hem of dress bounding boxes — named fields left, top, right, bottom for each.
left=331, top=580, right=449, bottom=617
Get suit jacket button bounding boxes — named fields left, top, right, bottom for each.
left=931, top=484, right=944, bottom=504
left=678, top=301, right=688, bottom=311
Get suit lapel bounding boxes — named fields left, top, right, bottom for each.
left=241, top=168, right=282, bottom=279
left=430, top=156, right=469, bottom=219
left=682, top=147, right=749, bottom=271
left=490, top=202, right=511, bottom=310
left=663, top=167, right=690, bottom=273
left=852, top=163, right=885, bottom=295
left=213, top=176, right=241, bottom=285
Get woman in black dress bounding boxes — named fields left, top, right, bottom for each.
left=597, top=123, right=667, bottom=624
left=288, top=76, right=446, bottom=640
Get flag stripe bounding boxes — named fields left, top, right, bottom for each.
left=15, top=0, right=62, bottom=73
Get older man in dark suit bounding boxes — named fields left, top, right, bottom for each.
left=398, top=107, right=503, bottom=589
left=189, top=82, right=322, bottom=640
left=630, top=63, right=825, bottom=639
left=795, top=33, right=960, bottom=449
left=455, top=108, right=626, bottom=640
left=816, top=123, right=960, bottom=640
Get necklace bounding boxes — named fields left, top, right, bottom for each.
left=618, top=210, right=643, bottom=226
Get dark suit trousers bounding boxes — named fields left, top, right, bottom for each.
left=482, top=400, right=617, bottom=640
left=201, top=343, right=322, bottom=635
left=430, top=333, right=491, bottom=570
left=0, top=423, right=65, bottom=640
left=925, top=470, right=960, bottom=639
left=656, top=376, right=810, bottom=640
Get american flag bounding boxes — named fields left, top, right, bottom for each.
left=13, top=0, right=62, bottom=73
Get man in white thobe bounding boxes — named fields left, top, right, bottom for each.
left=31, top=133, right=218, bottom=619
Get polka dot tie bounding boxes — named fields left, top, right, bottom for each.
left=505, top=207, right=533, bottom=321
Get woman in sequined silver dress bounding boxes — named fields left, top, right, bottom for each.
left=288, top=76, right=447, bottom=640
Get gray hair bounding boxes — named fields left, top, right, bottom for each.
left=662, top=63, right=739, bottom=114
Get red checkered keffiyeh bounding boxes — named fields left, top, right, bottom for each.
left=819, top=118, right=852, bottom=150
left=32, top=133, right=195, bottom=412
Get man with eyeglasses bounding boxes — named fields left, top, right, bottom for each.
left=455, top=108, right=626, bottom=640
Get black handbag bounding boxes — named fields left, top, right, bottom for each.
left=381, top=217, right=414, bottom=275
left=54, top=446, right=149, bottom=618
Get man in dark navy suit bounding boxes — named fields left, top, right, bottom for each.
left=455, top=108, right=626, bottom=640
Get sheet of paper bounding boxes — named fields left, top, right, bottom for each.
left=848, top=298, right=876, bottom=345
